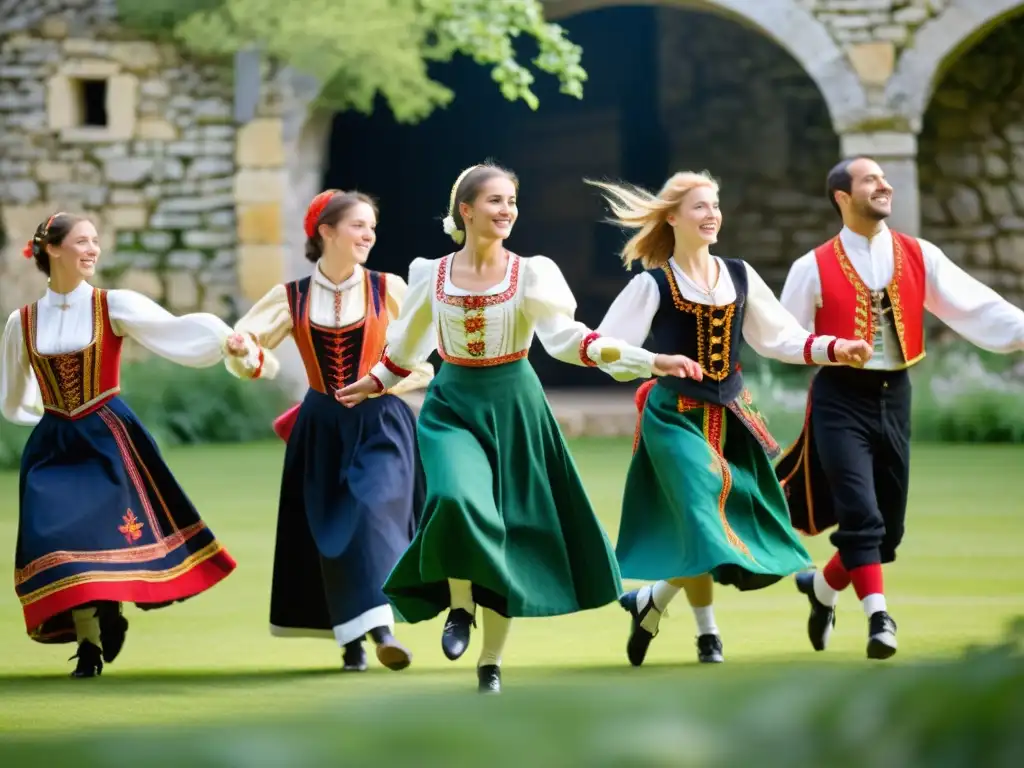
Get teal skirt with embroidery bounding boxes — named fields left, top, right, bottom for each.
left=615, top=381, right=812, bottom=590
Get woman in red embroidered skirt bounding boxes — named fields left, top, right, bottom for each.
left=0, top=212, right=259, bottom=677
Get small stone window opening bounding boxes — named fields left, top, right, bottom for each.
left=75, top=79, right=108, bottom=127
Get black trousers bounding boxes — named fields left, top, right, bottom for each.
left=810, top=366, right=912, bottom=570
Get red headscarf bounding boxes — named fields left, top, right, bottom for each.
left=303, top=189, right=342, bottom=239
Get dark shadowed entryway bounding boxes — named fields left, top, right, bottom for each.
left=323, top=4, right=838, bottom=387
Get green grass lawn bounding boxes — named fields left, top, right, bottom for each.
left=0, top=439, right=1021, bottom=764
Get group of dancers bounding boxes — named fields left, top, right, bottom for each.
left=2, top=156, right=1022, bottom=691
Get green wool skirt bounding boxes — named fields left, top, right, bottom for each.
left=383, top=358, right=623, bottom=621
left=616, top=382, right=812, bottom=591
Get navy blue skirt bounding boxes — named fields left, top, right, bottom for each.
left=16, top=397, right=237, bottom=644
left=269, top=389, right=423, bottom=646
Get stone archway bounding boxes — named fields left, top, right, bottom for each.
left=917, top=11, right=1024, bottom=308
left=887, top=0, right=1024, bottom=131
left=543, top=0, right=868, bottom=131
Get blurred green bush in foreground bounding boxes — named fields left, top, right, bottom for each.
left=1, top=617, right=1021, bottom=767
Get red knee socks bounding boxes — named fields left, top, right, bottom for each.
left=849, top=564, right=884, bottom=600
left=849, top=563, right=886, bottom=617
left=822, top=553, right=851, bottom=591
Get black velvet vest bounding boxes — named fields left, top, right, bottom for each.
left=647, top=258, right=748, bottom=406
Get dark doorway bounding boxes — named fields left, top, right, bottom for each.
left=323, top=5, right=837, bottom=387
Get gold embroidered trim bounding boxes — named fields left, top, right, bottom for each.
left=887, top=235, right=908, bottom=361
left=19, top=541, right=226, bottom=606
left=831, top=237, right=873, bottom=342
left=702, top=406, right=753, bottom=560
left=661, top=266, right=735, bottom=381
left=42, top=386, right=120, bottom=418
left=831, top=234, right=909, bottom=360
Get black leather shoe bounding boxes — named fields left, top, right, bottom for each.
left=619, top=589, right=659, bottom=667
left=342, top=640, right=368, bottom=672
left=369, top=626, right=412, bottom=671
left=867, top=611, right=897, bottom=660
left=795, top=570, right=835, bottom=652
left=696, top=634, right=724, bottom=663
left=441, top=608, right=474, bottom=661
left=96, top=602, right=128, bottom=664
left=69, top=640, right=103, bottom=678
left=477, top=664, right=501, bottom=694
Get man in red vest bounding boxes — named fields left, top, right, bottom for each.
left=776, top=156, right=1024, bottom=660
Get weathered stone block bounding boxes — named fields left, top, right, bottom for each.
left=110, top=42, right=162, bottom=72
left=135, top=118, right=177, bottom=141
left=108, top=206, right=149, bottom=230
left=236, top=118, right=284, bottom=168
left=166, top=271, right=199, bottom=311
left=234, top=169, right=284, bottom=203
left=40, top=18, right=70, bottom=39
left=183, top=230, right=236, bottom=249
left=846, top=42, right=897, bottom=88
left=104, top=157, right=154, bottom=185
left=35, top=161, right=72, bottom=183
left=141, top=231, right=175, bottom=251
left=238, top=244, right=284, bottom=302
left=237, top=203, right=282, bottom=245
left=118, top=268, right=163, bottom=300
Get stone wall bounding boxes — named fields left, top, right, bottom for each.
left=654, top=8, right=839, bottom=287
left=918, top=12, right=1024, bottom=305
left=0, top=0, right=287, bottom=329
left=796, top=0, right=948, bottom=49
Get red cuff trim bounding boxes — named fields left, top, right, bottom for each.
left=803, top=335, right=816, bottom=365
left=368, top=373, right=384, bottom=393
left=580, top=332, right=601, bottom=367
left=381, top=353, right=412, bottom=378
left=827, top=339, right=838, bottom=364
left=247, top=333, right=265, bottom=379
left=252, top=348, right=265, bottom=379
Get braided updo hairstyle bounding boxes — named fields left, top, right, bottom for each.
left=22, top=212, right=89, bottom=276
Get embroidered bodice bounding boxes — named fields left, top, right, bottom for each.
left=226, top=262, right=433, bottom=395
left=370, top=252, right=657, bottom=390
left=645, top=258, right=749, bottom=404
left=287, top=271, right=390, bottom=394
left=21, top=288, right=122, bottom=419
left=2, top=281, right=266, bottom=427
left=596, top=255, right=839, bottom=395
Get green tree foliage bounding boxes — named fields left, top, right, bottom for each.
left=116, top=0, right=587, bottom=122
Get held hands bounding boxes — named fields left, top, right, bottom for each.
left=225, top=333, right=248, bottom=358
left=335, top=375, right=382, bottom=407
left=833, top=339, right=873, bottom=366
left=653, top=354, right=703, bottom=381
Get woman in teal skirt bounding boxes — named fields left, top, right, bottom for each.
left=589, top=171, right=872, bottom=666
left=337, top=163, right=699, bottom=692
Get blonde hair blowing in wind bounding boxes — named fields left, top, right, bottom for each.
left=586, top=171, right=720, bottom=269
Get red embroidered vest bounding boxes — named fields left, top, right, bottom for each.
left=21, top=289, right=123, bottom=420
left=285, top=270, right=390, bottom=394
left=812, top=230, right=926, bottom=367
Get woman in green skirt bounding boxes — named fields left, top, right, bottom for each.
left=589, top=171, right=872, bottom=666
left=336, top=163, right=700, bottom=692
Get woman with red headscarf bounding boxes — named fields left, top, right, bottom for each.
left=224, top=190, right=432, bottom=672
